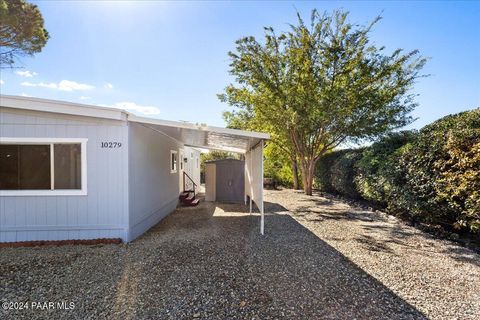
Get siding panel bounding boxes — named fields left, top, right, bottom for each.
left=128, top=122, right=182, bottom=241
left=0, top=108, right=129, bottom=242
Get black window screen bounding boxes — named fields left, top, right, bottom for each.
left=0, top=143, right=82, bottom=190
left=0, top=144, right=51, bottom=189
left=54, top=144, right=81, bottom=189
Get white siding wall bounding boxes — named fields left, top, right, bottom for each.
left=0, top=107, right=129, bottom=242
left=127, top=122, right=183, bottom=241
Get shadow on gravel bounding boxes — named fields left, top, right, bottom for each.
left=106, top=201, right=427, bottom=319
left=443, top=246, right=480, bottom=267
left=360, top=223, right=480, bottom=268
left=0, top=200, right=427, bottom=320
left=292, top=204, right=376, bottom=223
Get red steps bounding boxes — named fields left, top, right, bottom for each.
left=189, top=199, right=200, bottom=206
left=179, top=192, right=190, bottom=200
left=179, top=191, right=200, bottom=206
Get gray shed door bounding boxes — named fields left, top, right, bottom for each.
left=215, top=160, right=245, bottom=203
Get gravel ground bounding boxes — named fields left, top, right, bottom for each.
left=265, top=189, right=480, bottom=320
left=1, top=189, right=479, bottom=319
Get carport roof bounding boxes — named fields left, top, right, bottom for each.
left=129, top=115, right=268, bottom=153
left=0, top=95, right=269, bottom=153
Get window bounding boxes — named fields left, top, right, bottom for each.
left=0, top=145, right=51, bottom=189
left=54, top=144, right=82, bottom=189
left=0, top=138, right=87, bottom=196
left=196, top=157, right=199, bottom=169
left=170, top=150, right=177, bottom=173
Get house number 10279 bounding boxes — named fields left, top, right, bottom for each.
left=101, top=142, right=122, bottom=148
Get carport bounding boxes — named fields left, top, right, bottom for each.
left=129, top=115, right=269, bottom=234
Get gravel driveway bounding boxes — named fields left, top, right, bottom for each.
left=1, top=189, right=479, bottom=319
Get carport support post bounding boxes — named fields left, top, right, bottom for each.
left=260, top=207, right=264, bottom=235
left=260, top=140, right=264, bottom=235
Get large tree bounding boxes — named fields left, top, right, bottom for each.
left=222, top=106, right=302, bottom=189
left=220, top=10, right=427, bottom=195
left=0, top=0, right=49, bottom=68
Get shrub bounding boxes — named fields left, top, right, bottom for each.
left=436, top=131, right=480, bottom=232
left=354, top=131, right=418, bottom=205
left=388, top=108, right=480, bottom=232
left=314, top=108, right=480, bottom=234
left=315, top=149, right=364, bottom=198
left=314, top=151, right=340, bottom=193
left=263, top=142, right=296, bottom=187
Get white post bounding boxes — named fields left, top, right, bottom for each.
left=260, top=210, right=264, bottom=235
left=260, top=140, right=264, bottom=235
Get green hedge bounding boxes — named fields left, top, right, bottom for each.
left=314, top=108, right=480, bottom=233
left=354, top=131, right=418, bottom=205
left=389, top=109, right=480, bottom=232
left=315, top=149, right=364, bottom=199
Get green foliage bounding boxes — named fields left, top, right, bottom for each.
left=315, top=149, right=364, bottom=199
left=315, top=108, right=480, bottom=234
left=421, top=108, right=480, bottom=134
left=223, top=94, right=301, bottom=188
left=389, top=109, right=480, bottom=232
left=354, top=131, right=418, bottom=205
left=263, top=142, right=295, bottom=187
left=220, top=9, right=427, bottom=194
left=0, top=0, right=49, bottom=67
left=436, top=131, right=480, bottom=232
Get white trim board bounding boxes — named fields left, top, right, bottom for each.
left=129, top=114, right=269, bottom=140
left=0, top=95, right=127, bottom=121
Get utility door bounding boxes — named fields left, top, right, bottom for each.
left=215, top=160, right=245, bottom=203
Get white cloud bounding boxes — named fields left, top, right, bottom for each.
left=58, top=80, right=94, bottom=91
left=99, top=102, right=160, bottom=115
left=79, top=96, right=91, bottom=100
left=104, top=83, right=114, bottom=89
left=20, top=93, right=31, bottom=97
left=21, top=80, right=95, bottom=91
left=16, top=70, right=38, bottom=78
left=21, top=81, right=57, bottom=89
left=0, top=79, right=4, bottom=85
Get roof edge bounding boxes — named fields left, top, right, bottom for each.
left=0, top=95, right=127, bottom=121
left=0, top=95, right=270, bottom=140
left=129, top=114, right=270, bottom=140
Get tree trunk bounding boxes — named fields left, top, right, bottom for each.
left=301, top=158, right=317, bottom=196
left=291, top=157, right=300, bottom=190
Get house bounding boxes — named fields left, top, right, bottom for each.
left=0, top=95, right=268, bottom=243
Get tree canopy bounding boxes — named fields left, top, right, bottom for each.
left=220, top=9, right=427, bottom=195
left=0, top=0, right=49, bottom=68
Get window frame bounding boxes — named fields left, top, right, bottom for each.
left=0, top=137, right=88, bottom=196
left=170, top=150, right=178, bottom=174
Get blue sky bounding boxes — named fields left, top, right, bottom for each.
left=0, top=1, right=479, bottom=129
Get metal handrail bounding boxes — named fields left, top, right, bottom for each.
left=183, top=171, right=197, bottom=196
